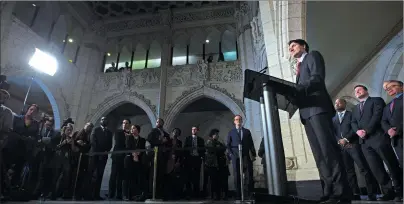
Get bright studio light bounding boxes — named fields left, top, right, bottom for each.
left=28, top=48, right=58, bottom=76
left=68, top=38, right=74, bottom=43
left=205, top=39, right=210, bottom=43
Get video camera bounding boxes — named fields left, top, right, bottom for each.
left=0, top=75, right=10, bottom=91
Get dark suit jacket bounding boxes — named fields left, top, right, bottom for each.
left=89, top=126, right=113, bottom=154
left=381, top=94, right=403, bottom=146
left=351, top=97, right=386, bottom=144
left=332, top=111, right=357, bottom=143
left=126, top=136, right=146, bottom=163
left=147, top=128, right=170, bottom=149
left=296, top=51, right=335, bottom=120
left=258, top=138, right=265, bottom=165
left=184, top=135, right=205, bottom=159
left=227, top=127, right=256, bottom=160
left=111, top=129, right=127, bottom=160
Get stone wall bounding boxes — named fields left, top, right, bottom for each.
left=335, top=30, right=403, bottom=103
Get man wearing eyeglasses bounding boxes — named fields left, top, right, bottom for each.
left=381, top=80, right=403, bottom=170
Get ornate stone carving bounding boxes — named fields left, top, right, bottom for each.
left=85, top=90, right=156, bottom=122
left=250, top=16, right=263, bottom=45
left=164, top=84, right=245, bottom=116
left=93, top=69, right=160, bottom=92
left=121, top=69, right=131, bottom=88
left=173, top=7, right=234, bottom=24
left=168, top=61, right=242, bottom=87
left=196, top=60, right=208, bottom=83
left=285, top=157, right=298, bottom=170
left=160, top=9, right=172, bottom=28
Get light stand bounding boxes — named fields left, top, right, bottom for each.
left=22, top=48, right=57, bottom=114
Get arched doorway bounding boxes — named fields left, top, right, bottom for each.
left=98, top=102, right=153, bottom=195
left=5, top=76, right=61, bottom=128
left=170, top=97, right=239, bottom=192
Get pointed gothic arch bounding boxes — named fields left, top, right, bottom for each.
left=164, top=86, right=245, bottom=129
left=88, top=92, right=157, bottom=126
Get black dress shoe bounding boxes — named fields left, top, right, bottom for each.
left=378, top=192, right=396, bottom=201
left=352, top=194, right=361, bottom=200
left=367, top=195, right=377, bottom=201
left=319, top=196, right=329, bottom=202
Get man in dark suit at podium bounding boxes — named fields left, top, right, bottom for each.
left=332, top=98, right=377, bottom=201
left=288, top=39, right=351, bottom=204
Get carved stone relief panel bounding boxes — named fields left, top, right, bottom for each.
left=173, top=7, right=234, bottom=24
left=93, top=68, right=161, bottom=93
left=167, top=61, right=242, bottom=87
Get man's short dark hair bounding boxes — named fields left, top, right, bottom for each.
left=337, top=98, right=347, bottom=104
left=353, top=84, right=368, bottom=91
left=29, top=104, right=40, bottom=112
left=288, top=39, right=310, bottom=52
left=209, top=129, right=220, bottom=137
left=387, top=80, right=403, bottom=87
left=172, top=128, right=181, bottom=136
left=134, top=125, right=141, bottom=133
left=192, top=125, right=199, bottom=130
left=123, top=118, right=131, bottom=124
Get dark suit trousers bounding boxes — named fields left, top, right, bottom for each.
left=303, top=113, right=351, bottom=199
left=232, top=156, right=253, bottom=198
left=392, top=137, right=403, bottom=168
left=186, top=156, right=202, bottom=197
left=361, top=136, right=402, bottom=194
left=341, top=144, right=377, bottom=196
left=87, top=155, right=108, bottom=199
left=108, top=157, right=124, bottom=198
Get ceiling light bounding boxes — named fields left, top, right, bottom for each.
left=32, top=4, right=36, bottom=7
left=107, top=53, right=111, bottom=56
left=205, top=40, right=209, bottom=43
left=63, top=40, right=65, bottom=42
left=68, top=38, right=73, bottom=43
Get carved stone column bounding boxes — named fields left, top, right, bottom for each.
left=259, top=0, right=318, bottom=185
left=0, top=1, right=16, bottom=73
left=157, top=9, right=173, bottom=120
left=236, top=1, right=268, bottom=188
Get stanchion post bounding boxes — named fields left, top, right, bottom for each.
left=152, top=147, right=158, bottom=200
left=238, top=144, right=244, bottom=201
left=260, top=97, right=274, bottom=194
left=72, top=152, right=82, bottom=200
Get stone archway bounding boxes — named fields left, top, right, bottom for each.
left=88, top=91, right=157, bottom=126
left=4, top=73, right=66, bottom=129
left=164, top=85, right=245, bottom=130
left=370, top=31, right=403, bottom=98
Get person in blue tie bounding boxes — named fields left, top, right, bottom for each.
left=226, top=115, right=256, bottom=199
left=381, top=80, right=403, bottom=171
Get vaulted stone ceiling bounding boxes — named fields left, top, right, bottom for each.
left=85, top=1, right=232, bottom=19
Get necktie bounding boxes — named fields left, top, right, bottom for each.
left=237, top=129, right=242, bottom=140
left=390, top=99, right=395, bottom=113
left=296, top=62, right=301, bottom=75
left=338, top=112, right=343, bottom=123
left=359, top=101, right=365, bottom=113
left=192, top=137, right=197, bottom=156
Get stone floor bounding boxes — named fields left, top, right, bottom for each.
left=5, top=200, right=401, bottom=204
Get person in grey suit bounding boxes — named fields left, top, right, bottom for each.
left=288, top=39, right=351, bottom=204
